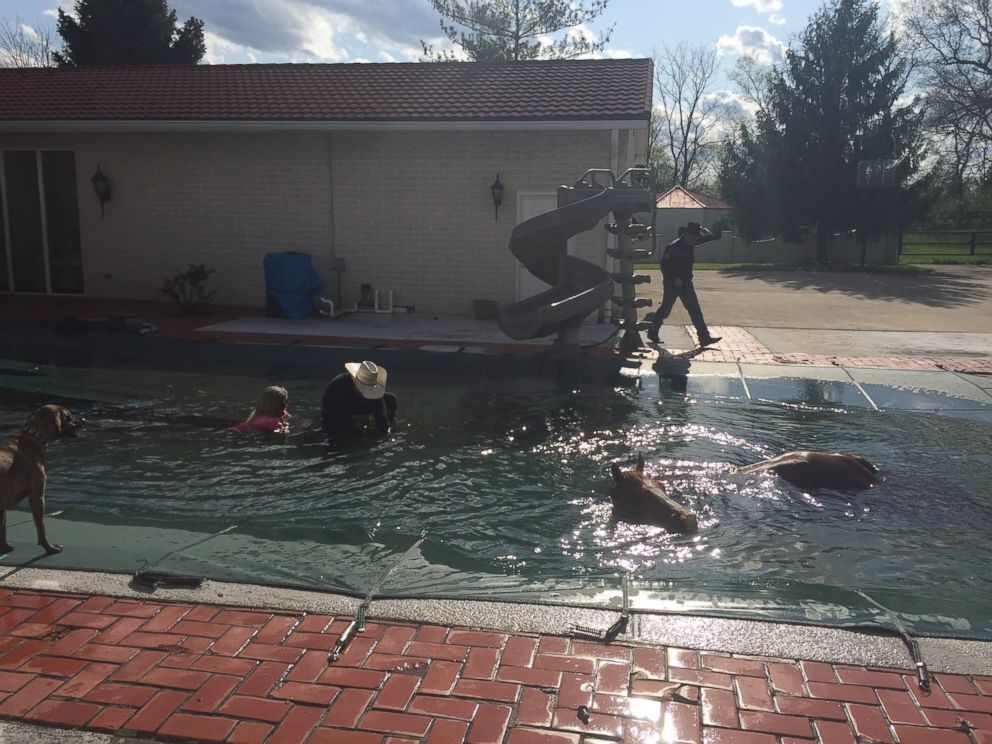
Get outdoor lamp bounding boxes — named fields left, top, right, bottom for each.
left=91, top=165, right=112, bottom=216
left=490, top=174, right=504, bottom=222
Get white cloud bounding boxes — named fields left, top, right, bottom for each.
left=170, top=0, right=436, bottom=62
left=18, top=23, right=41, bottom=41
left=706, top=89, right=760, bottom=121
left=43, top=1, right=74, bottom=20
left=731, top=0, right=784, bottom=13
left=768, top=14, right=786, bottom=25
left=602, top=48, right=634, bottom=59
left=716, top=25, right=787, bottom=64
left=202, top=31, right=260, bottom=65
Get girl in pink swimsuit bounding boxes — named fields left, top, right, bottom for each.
left=231, top=386, right=291, bottom=433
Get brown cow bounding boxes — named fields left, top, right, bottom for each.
left=609, top=454, right=698, bottom=533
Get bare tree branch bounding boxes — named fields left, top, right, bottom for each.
left=652, top=42, right=727, bottom=189
left=903, top=0, right=992, bottom=182
left=0, top=18, right=56, bottom=67
left=422, top=0, right=613, bottom=61
left=728, top=55, right=774, bottom=119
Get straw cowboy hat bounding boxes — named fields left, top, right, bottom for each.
left=345, top=361, right=387, bottom=399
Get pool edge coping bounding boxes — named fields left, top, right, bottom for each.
left=3, top=566, right=989, bottom=678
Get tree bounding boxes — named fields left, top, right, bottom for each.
left=54, top=0, right=205, bottom=66
left=0, top=19, right=56, bottom=67
left=903, top=0, right=992, bottom=192
left=727, top=55, right=773, bottom=120
left=645, top=130, right=675, bottom=195
left=719, top=122, right=778, bottom=241
left=420, top=0, right=613, bottom=61
left=652, top=42, right=727, bottom=189
left=723, top=0, right=928, bottom=263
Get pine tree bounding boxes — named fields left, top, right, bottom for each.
left=54, top=0, right=205, bottom=66
left=421, top=0, right=612, bottom=61
left=722, top=0, right=930, bottom=262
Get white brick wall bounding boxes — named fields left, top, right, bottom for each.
left=1, top=126, right=648, bottom=314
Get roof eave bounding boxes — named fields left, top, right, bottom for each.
left=0, top=117, right=650, bottom=133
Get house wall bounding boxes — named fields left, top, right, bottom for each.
left=0, top=126, right=647, bottom=315
left=328, top=128, right=639, bottom=315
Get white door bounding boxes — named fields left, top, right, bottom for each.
left=515, top=192, right=576, bottom=301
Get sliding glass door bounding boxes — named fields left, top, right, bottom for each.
left=0, top=150, right=84, bottom=294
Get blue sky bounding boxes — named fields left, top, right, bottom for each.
left=3, top=0, right=903, bottom=86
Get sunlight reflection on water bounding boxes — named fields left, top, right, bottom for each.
left=1, top=361, right=989, bottom=632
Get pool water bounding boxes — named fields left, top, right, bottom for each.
left=1, top=353, right=990, bottom=638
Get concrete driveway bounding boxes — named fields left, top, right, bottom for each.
left=637, top=264, right=992, bottom=357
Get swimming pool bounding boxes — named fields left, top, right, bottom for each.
left=1, top=338, right=990, bottom=639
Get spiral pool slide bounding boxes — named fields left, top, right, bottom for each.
left=497, top=187, right=617, bottom=341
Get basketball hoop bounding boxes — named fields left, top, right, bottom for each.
left=856, top=159, right=898, bottom=189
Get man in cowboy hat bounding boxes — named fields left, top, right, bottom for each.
left=647, top=221, right=721, bottom=348
left=321, top=361, right=397, bottom=436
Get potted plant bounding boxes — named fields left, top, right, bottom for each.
left=160, top=263, right=217, bottom=315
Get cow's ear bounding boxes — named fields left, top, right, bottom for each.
left=610, top=463, right=622, bottom=482
left=636, top=453, right=645, bottom=472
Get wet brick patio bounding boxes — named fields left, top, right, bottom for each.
left=0, top=589, right=989, bottom=743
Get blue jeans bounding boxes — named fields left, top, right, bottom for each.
left=650, top=282, right=711, bottom=340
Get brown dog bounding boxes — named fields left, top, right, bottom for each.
left=0, top=405, right=84, bottom=555
left=610, top=454, right=699, bottom=533
left=737, top=450, right=880, bottom=491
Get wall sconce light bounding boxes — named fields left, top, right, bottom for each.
left=490, top=173, right=504, bottom=222
left=91, top=165, right=112, bottom=217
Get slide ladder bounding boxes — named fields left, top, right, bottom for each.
left=497, top=168, right=655, bottom=354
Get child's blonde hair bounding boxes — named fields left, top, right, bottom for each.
left=249, top=386, right=289, bottom=420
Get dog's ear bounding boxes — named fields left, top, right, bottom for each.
left=610, top=462, right=622, bottom=482
left=52, top=406, right=67, bottom=434
left=636, top=453, right=645, bottom=472
left=26, top=406, right=57, bottom=438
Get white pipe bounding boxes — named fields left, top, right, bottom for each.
left=374, top=289, right=394, bottom=313
left=318, top=296, right=353, bottom=318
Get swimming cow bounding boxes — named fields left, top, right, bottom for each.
left=736, top=450, right=881, bottom=491
left=609, top=454, right=698, bottom=533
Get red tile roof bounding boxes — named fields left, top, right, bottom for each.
left=656, top=185, right=732, bottom=210
left=0, top=59, right=653, bottom=124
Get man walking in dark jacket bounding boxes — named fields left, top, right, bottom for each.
left=647, top=221, right=721, bottom=347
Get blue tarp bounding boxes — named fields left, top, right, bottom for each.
left=263, top=252, right=326, bottom=319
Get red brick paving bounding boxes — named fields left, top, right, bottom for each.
left=0, top=589, right=988, bottom=743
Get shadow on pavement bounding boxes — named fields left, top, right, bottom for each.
left=720, top=267, right=991, bottom=309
